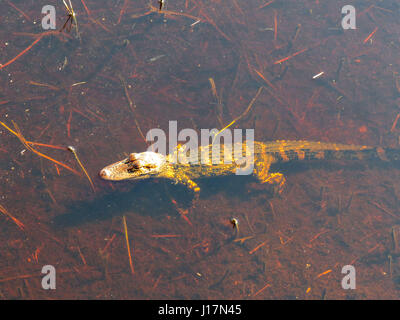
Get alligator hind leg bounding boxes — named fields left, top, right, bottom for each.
left=254, top=155, right=286, bottom=194
left=260, top=172, right=286, bottom=194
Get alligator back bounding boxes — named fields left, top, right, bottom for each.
left=100, top=140, right=400, bottom=195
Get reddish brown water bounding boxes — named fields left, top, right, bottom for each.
left=0, top=0, right=400, bottom=299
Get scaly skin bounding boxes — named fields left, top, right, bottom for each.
left=99, top=140, right=400, bottom=196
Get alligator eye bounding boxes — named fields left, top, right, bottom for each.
left=129, top=153, right=137, bottom=162
left=127, top=162, right=141, bottom=173
left=132, top=162, right=140, bottom=169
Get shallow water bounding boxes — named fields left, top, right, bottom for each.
left=0, top=0, right=399, bottom=299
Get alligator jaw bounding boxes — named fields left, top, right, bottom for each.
left=99, top=158, right=132, bottom=181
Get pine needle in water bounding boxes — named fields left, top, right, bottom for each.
left=0, top=204, right=25, bottom=230
left=0, top=120, right=80, bottom=175
left=122, top=215, right=135, bottom=275
left=67, top=146, right=96, bottom=193
left=212, top=86, right=263, bottom=143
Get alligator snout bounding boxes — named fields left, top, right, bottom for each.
left=99, top=168, right=111, bottom=179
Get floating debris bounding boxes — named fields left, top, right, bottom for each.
left=190, top=20, right=201, bottom=27
left=312, top=71, right=325, bottom=79
left=67, top=146, right=96, bottom=193
left=60, top=0, right=80, bottom=40
left=148, top=54, right=166, bottom=62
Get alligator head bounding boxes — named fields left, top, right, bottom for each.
left=99, top=151, right=167, bottom=181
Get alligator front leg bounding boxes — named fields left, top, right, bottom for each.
left=174, top=173, right=200, bottom=202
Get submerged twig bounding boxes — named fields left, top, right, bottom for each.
left=67, top=146, right=96, bottom=193
left=122, top=216, right=135, bottom=275
left=213, top=86, right=263, bottom=142
left=0, top=204, right=25, bottom=230
left=61, top=0, right=81, bottom=40
left=118, top=75, right=146, bottom=142
left=0, top=120, right=80, bottom=175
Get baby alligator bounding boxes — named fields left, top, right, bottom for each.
left=99, top=140, right=400, bottom=196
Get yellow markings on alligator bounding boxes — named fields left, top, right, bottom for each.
left=278, top=141, right=289, bottom=162
left=261, top=172, right=286, bottom=194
